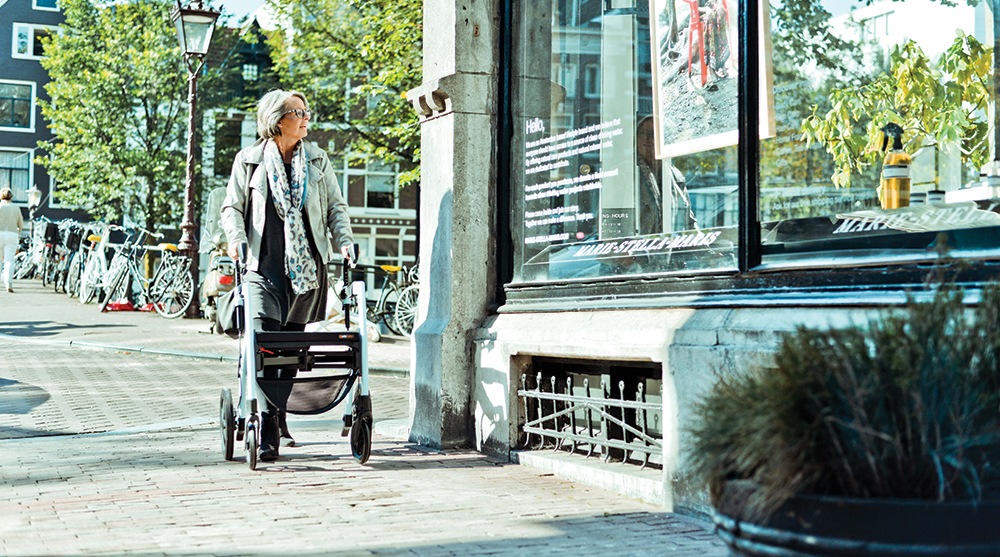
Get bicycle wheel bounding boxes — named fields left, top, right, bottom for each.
left=392, top=284, right=419, bottom=338
left=65, top=253, right=81, bottom=298
left=99, top=265, right=129, bottom=312
left=380, top=284, right=405, bottom=336
left=152, top=260, right=194, bottom=318
left=40, top=257, right=52, bottom=287
left=79, top=253, right=101, bottom=303
left=12, top=252, right=32, bottom=280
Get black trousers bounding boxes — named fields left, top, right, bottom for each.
left=253, top=318, right=305, bottom=412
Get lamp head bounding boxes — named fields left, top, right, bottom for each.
left=27, top=184, right=42, bottom=210
left=171, top=0, right=220, bottom=58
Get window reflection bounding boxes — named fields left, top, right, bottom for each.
left=513, top=0, right=739, bottom=283
left=761, top=0, right=1000, bottom=264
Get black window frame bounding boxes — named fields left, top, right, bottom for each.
left=496, top=0, right=1000, bottom=312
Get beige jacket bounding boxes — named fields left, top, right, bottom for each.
left=0, top=201, right=24, bottom=234
left=220, top=139, right=354, bottom=272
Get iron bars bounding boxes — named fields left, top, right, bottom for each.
left=518, top=372, right=662, bottom=469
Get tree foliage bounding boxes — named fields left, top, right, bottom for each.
left=37, top=0, right=211, bottom=231
left=264, top=0, right=422, bottom=185
left=801, top=33, right=992, bottom=188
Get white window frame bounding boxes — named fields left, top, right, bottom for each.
left=0, top=147, right=35, bottom=206
left=12, top=23, right=60, bottom=60
left=32, top=0, right=59, bottom=12
left=0, top=79, right=36, bottom=134
left=333, top=155, right=403, bottom=211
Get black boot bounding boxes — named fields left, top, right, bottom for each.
left=259, top=411, right=280, bottom=462
left=278, top=409, right=295, bottom=447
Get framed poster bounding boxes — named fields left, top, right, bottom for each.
left=649, top=0, right=776, bottom=159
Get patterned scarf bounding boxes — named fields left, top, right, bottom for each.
left=262, top=139, right=318, bottom=294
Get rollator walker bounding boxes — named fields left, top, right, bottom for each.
left=218, top=244, right=373, bottom=470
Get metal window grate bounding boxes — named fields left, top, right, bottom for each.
left=518, top=371, right=662, bottom=469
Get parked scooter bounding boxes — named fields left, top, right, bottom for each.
left=201, top=232, right=236, bottom=334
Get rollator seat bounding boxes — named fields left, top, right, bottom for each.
left=253, top=331, right=364, bottom=415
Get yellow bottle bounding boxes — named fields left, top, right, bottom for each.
left=878, top=123, right=911, bottom=209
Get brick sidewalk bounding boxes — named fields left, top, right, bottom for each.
left=0, top=278, right=728, bottom=556
left=0, top=423, right=725, bottom=556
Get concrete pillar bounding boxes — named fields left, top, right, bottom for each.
left=405, top=0, right=498, bottom=449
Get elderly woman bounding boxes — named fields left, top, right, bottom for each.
left=221, top=89, right=355, bottom=462
left=0, top=187, right=24, bottom=293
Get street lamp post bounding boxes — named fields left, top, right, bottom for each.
left=171, top=0, right=219, bottom=318
left=26, top=184, right=42, bottom=237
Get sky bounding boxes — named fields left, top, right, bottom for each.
left=215, top=0, right=264, bottom=23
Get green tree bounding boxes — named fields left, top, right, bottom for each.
left=801, top=33, right=992, bottom=188
left=37, top=0, right=209, bottom=231
left=264, top=0, right=422, bottom=185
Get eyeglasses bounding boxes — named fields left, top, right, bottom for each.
left=283, top=109, right=312, bottom=120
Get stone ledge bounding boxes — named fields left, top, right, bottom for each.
left=513, top=449, right=667, bottom=508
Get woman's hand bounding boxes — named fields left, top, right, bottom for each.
left=229, top=242, right=248, bottom=262
left=341, top=244, right=355, bottom=267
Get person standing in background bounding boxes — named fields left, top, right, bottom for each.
left=0, top=188, right=24, bottom=293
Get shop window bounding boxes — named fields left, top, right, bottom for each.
left=12, top=24, right=58, bottom=60
left=511, top=0, right=739, bottom=283
left=509, top=0, right=1000, bottom=287
left=0, top=149, right=32, bottom=203
left=759, top=0, right=994, bottom=268
left=0, top=81, right=34, bottom=132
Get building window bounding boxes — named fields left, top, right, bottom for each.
left=0, top=81, right=34, bottom=132
left=0, top=149, right=32, bottom=204
left=33, top=0, right=59, bottom=11
left=12, top=24, right=59, bottom=60
left=366, top=173, right=396, bottom=209
left=241, top=63, right=259, bottom=82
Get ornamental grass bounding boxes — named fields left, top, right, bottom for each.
left=690, top=282, right=1000, bottom=520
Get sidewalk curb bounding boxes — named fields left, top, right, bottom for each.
left=0, top=333, right=410, bottom=376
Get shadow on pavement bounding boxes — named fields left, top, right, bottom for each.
left=0, top=377, right=50, bottom=415
left=0, top=320, right=131, bottom=338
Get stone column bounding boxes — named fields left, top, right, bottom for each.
left=404, top=0, right=499, bottom=449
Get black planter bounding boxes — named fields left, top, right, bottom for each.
left=713, top=480, right=1000, bottom=556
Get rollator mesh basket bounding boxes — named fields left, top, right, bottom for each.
left=259, top=374, right=355, bottom=415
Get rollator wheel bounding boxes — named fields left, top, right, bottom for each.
left=219, top=388, right=235, bottom=461
left=350, top=418, right=372, bottom=465
left=246, top=422, right=258, bottom=471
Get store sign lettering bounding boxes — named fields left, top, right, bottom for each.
left=526, top=117, right=545, bottom=135
left=572, top=231, right=722, bottom=257
left=833, top=204, right=1000, bottom=235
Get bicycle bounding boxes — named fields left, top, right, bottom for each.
left=355, top=262, right=418, bottom=337
left=392, top=282, right=419, bottom=338
left=98, top=227, right=195, bottom=318
left=79, top=224, right=125, bottom=304
left=63, top=223, right=98, bottom=299
left=52, top=220, right=84, bottom=294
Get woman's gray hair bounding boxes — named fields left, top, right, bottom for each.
left=256, top=89, right=309, bottom=139
left=0, top=187, right=12, bottom=201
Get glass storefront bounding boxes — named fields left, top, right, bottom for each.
left=510, top=0, right=1000, bottom=285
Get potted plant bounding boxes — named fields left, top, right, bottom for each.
left=689, top=279, right=1000, bottom=556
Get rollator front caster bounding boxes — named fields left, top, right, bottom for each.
left=219, top=388, right=235, bottom=461
left=246, top=421, right=258, bottom=470
left=246, top=400, right=259, bottom=470
left=349, top=395, right=373, bottom=464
